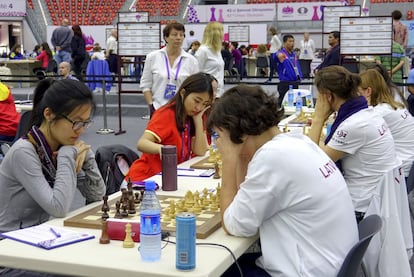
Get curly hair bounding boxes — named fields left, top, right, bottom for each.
left=207, top=85, right=284, bottom=144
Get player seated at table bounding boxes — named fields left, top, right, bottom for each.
left=208, top=85, right=358, bottom=276
left=359, top=69, right=414, bottom=180
left=0, top=79, right=105, bottom=235
left=308, top=66, right=400, bottom=223
left=8, top=44, right=25, bottom=60
left=0, top=82, right=20, bottom=142
left=125, top=72, right=215, bottom=183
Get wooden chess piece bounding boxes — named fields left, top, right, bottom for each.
left=101, top=195, right=109, bottom=212
left=114, top=201, right=122, bottom=219
left=213, top=162, right=220, bottom=179
left=128, top=194, right=136, bottom=214
left=99, top=219, right=110, bottom=244
left=121, top=202, right=129, bottom=217
left=101, top=207, right=110, bottom=220
left=134, top=192, right=141, bottom=204
left=122, top=223, right=135, bottom=248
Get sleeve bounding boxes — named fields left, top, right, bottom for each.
left=77, top=149, right=106, bottom=203
left=10, top=144, right=78, bottom=218
left=146, top=108, right=174, bottom=143
left=140, top=52, right=155, bottom=92
left=327, top=119, right=366, bottom=155
left=223, top=149, right=286, bottom=237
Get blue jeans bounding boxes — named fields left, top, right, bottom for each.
left=54, top=50, right=71, bottom=66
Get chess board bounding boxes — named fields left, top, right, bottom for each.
left=190, top=156, right=216, bottom=169
left=64, top=194, right=221, bottom=239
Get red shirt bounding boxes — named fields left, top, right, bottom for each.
left=36, top=50, right=50, bottom=69
left=0, top=84, right=20, bottom=137
left=126, top=104, right=199, bottom=181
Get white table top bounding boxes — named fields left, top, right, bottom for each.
left=0, top=155, right=258, bottom=277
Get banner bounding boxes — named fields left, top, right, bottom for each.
left=0, top=0, right=26, bottom=17
left=277, top=1, right=344, bottom=21
left=187, top=4, right=276, bottom=23
left=401, top=20, right=414, bottom=48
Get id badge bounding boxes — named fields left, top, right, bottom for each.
left=294, top=66, right=300, bottom=77
left=304, top=49, right=308, bottom=55
left=164, top=83, right=177, bottom=99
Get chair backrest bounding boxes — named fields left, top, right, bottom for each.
left=46, top=59, right=58, bottom=74
left=406, top=161, right=414, bottom=193
left=256, top=56, right=269, bottom=68
left=336, top=214, right=382, bottom=277
left=14, top=110, right=32, bottom=142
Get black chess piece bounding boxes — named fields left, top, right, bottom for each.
left=101, top=195, right=109, bottom=212
left=121, top=202, right=129, bottom=217
left=134, top=192, right=141, bottom=204
left=114, top=200, right=122, bottom=219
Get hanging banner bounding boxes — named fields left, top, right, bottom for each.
left=401, top=20, right=414, bottom=48
left=277, top=1, right=344, bottom=21
left=0, top=0, right=26, bottom=17
left=187, top=4, right=276, bottom=23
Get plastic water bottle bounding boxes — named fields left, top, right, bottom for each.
left=295, top=91, right=303, bottom=116
left=287, top=85, right=294, bottom=107
left=140, top=180, right=162, bottom=262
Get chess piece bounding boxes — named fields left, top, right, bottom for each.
left=114, top=201, right=122, bottom=219
left=134, top=192, right=141, bottom=204
left=128, top=191, right=136, bottom=214
left=101, top=195, right=109, bottom=212
left=101, top=207, right=110, bottom=220
left=121, top=202, right=129, bottom=217
left=99, top=219, right=110, bottom=244
left=123, top=223, right=135, bottom=248
left=213, top=162, right=220, bottom=179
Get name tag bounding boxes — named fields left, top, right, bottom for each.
left=164, top=84, right=177, bottom=99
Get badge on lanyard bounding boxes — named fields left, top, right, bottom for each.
left=164, top=53, right=183, bottom=100
left=303, top=49, right=308, bottom=55
left=164, top=83, right=177, bottom=99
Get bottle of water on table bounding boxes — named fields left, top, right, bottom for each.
left=295, top=91, right=303, bottom=116
left=287, top=85, right=294, bottom=107
left=140, top=180, right=162, bottom=262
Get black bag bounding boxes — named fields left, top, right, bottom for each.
left=95, top=144, right=139, bottom=195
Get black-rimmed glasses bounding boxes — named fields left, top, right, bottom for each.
left=61, top=114, right=93, bottom=131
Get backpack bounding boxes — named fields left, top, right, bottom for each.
left=95, top=144, right=139, bottom=196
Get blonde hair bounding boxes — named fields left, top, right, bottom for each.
left=257, top=44, right=267, bottom=54
left=201, top=22, right=224, bottom=53
left=360, top=69, right=404, bottom=110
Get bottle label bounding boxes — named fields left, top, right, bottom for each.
left=140, top=210, right=161, bottom=235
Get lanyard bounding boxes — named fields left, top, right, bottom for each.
left=164, top=53, right=183, bottom=81
left=181, top=122, right=191, bottom=162
left=282, top=48, right=297, bottom=66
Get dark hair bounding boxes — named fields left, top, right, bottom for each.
left=207, top=85, right=284, bottom=144
left=163, top=22, right=185, bottom=41
left=315, top=65, right=360, bottom=100
left=283, top=34, right=294, bottom=43
left=330, top=31, right=340, bottom=41
left=392, top=10, right=402, bottom=20
left=164, top=73, right=214, bottom=133
left=31, top=79, right=95, bottom=127
left=72, top=25, right=83, bottom=37
left=41, top=42, right=53, bottom=59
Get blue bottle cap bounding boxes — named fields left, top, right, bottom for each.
left=145, top=180, right=157, bottom=191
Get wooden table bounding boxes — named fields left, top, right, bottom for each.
left=0, top=156, right=258, bottom=277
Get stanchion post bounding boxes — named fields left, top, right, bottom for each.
left=96, top=78, right=114, bottom=134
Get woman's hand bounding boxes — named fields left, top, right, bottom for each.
left=191, top=105, right=210, bottom=123
left=74, top=140, right=91, bottom=173
left=313, top=93, right=334, bottom=123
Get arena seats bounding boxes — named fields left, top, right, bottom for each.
left=136, top=0, right=181, bottom=17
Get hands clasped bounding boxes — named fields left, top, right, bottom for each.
left=74, top=140, right=91, bottom=173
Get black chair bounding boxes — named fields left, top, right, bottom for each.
left=35, top=59, right=58, bottom=80
left=406, top=162, right=414, bottom=193
left=336, top=214, right=382, bottom=277
left=255, top=56, right=269, bottom=76
left=0, top=110, right=32, bottom=156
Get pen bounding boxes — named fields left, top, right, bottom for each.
left=177, top=168, right=195, bottom=171
left=49, top=227, right=61, bottom=238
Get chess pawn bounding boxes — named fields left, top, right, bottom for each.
left=123, top=223, right=135, bottom=248
left=99, top=219, right=110, bottom=244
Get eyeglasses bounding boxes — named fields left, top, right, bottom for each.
left=61, top=114, right=93, bottom=131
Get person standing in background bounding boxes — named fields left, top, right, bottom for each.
left=392, top=10, right=408, bottom=50
left=267, top=26, right=282, bottom=83
left=275, top=34, right=302, bottom=107
left=106, top=29, right=118, bottom=75
left=299, top=32, right=315, bottom=78
left=51, top=18, right=73, bottom=65
left=195, top=22, right=225, bottom=98
left=0, top=82, right=20, bottom=142
left=375, top=40, right=405, bottom=84
left=71, top=25, right=86, bottom=81
left=314, top=31, right=342, bottom=73
left=140, top=22, right=199, bottom=118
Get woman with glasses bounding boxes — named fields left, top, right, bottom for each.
left=0, top=79, right=105, bottom=236
left=126, top=73, right=215, bottom=182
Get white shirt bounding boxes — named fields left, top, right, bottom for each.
left=269, top=34, right=282, bottom=53
left=106, top=35, right=117, bottom=54
left=140, top=47, right=199, bottom=109
left=374, top=104, right=414, bottom=177
left=195, top=45, right=225, bottom=97
left=224, top=132, right=358, bottom=276
left=299, top=39, right=315, bottom=60
left=327, top=107, right=400, bottom=212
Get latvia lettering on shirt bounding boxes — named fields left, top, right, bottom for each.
left=377, top=123, right=388, bottom=136
left=401, top=110, right=409, bottom=120
left=319, top=159, right=338, bottom=178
